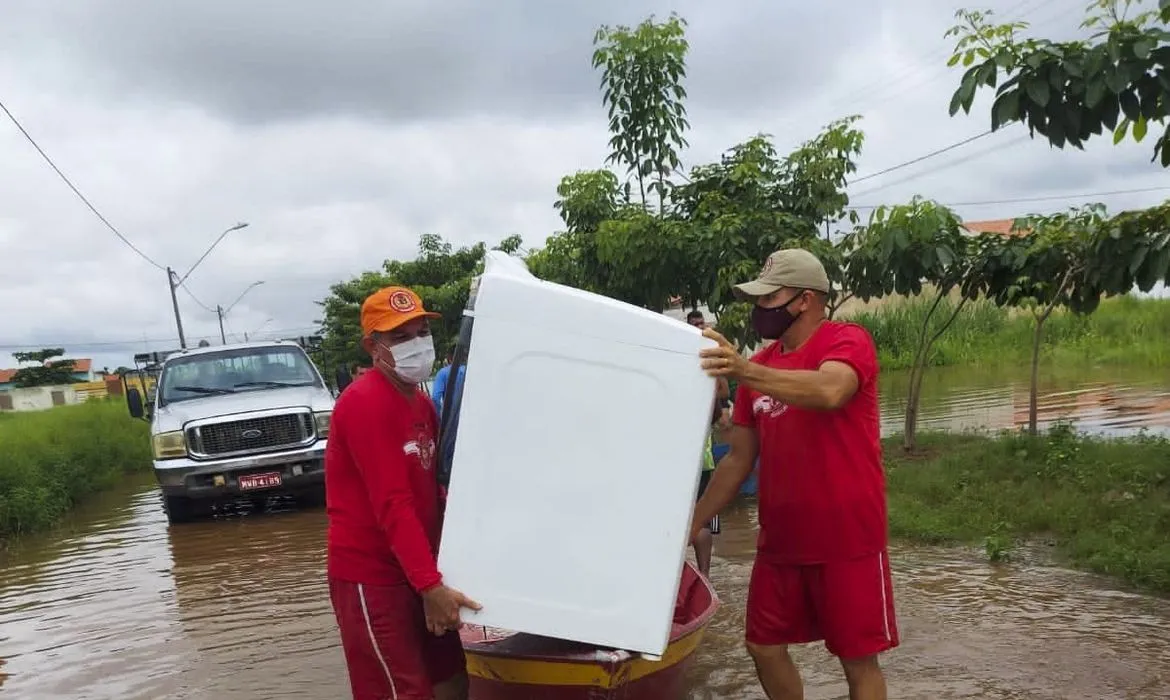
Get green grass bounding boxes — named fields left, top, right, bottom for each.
left=849, top=294, right=1170, bottom=371
left=885, top=426, right=1170, bottom=594
left=0, top=400, right=151, bottom=543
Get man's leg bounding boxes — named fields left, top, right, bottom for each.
left=814, top=550, right=899, bottom=700
left=839, top=656, right=887, bottom=700
left=328, top=578, right=437, bottom=700
left=745, top=642, right=803, bottom=700
left=693, top=471, right=717, bottom=577
left=744, top=559, right=817, bottom=700
left=692, top=525, right=713, bottom=577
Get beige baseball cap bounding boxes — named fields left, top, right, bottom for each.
left=732, top=248, right=831, bottom=299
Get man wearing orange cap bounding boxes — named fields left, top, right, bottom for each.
left=326, top=285, right=480, bottom=700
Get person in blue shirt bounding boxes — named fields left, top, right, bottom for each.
left=431, top=350, right=466, bottom=418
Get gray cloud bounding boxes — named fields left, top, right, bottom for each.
left=3, top=0, right=1169, bottom=375
left=2, top=0, right=883, bottom=126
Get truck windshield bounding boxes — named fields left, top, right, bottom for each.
left=159, top=346, right=321, bottom=405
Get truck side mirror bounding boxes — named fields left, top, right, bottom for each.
left=127, top=388, right=145, bottom=420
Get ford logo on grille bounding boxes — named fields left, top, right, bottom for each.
left=241, top=429, right=263, bottom=439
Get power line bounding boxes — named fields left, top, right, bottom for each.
left=179, top=282, right=217, bottom=314
left=0, top=326, right=324, bottom=352
left=847, top=185, right=1170, bottom=211
left=0, top=98, right=165, bottom=271
left=850, top=132, right=1031, bottom=199
left=850, top=130, right=995, bottom=185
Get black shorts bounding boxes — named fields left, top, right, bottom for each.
left=696, top=470, right=721, bottom=535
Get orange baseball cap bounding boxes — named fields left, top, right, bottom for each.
left=360, top=286, right=440, bottom=336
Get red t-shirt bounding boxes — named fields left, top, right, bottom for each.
left=325, top=370, right=444, bottom=591
left=732, top=321, right=888, bottom=564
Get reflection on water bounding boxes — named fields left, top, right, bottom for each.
left=879, top=364, right=1170, bottom=438
left=2, top=480, right=1168, bottom=699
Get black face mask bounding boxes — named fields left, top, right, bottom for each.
left=751, top=293, right=803, bottom=340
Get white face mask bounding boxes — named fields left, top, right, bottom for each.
left=381, top=335, right=435, bottom=385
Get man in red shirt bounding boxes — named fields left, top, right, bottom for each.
left=691, top=248, right=897, bottom=700
left=326, top=285, right=480, bottom=700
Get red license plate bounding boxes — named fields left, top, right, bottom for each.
left=238, top=472, right=282, bottom=490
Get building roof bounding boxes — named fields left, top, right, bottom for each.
left=0, top=358, right=93, bottom=384
left=52, top=358, right=93, bottom=372
left=962, top=218, right=1030, bottom=237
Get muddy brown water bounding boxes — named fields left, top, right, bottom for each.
left=2, top=366, right=1170, bottom=699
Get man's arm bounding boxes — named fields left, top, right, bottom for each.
left=738, top=360, right=859, bottom=412
left=344, top=398, right=443, bottom=593
left=692, top=424, right=758, bottom=539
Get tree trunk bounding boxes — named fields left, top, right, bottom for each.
left=902, top=291, right=944, bottom=452
left=1028, top=312, right=1045, bottom=436
left=1029, top=271, right=1075, bottom=436
left=902, top=292, right=969, bottom=452
left=901, top=360, right=924, bottom=452
left=657, top=172, right=666, bottom=216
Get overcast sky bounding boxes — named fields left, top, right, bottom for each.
left=2, top=0, right=1167, bottom=373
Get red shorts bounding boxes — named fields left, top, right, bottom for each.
left=745, top=549, right=899, bottom=659
left=329, top=578, right=466, bottom=700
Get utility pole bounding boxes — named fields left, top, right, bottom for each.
left=217, top=305, right=227, bottom=344
left=167, top=222, right=249, bottom=351
left=166, top=266, right=187, bottom=349
left=215, top=281, right=264, bottom=346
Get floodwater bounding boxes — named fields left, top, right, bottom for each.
left=879, top=363, right=1170, bottom=438
left=2, top=365, right=1169, bottom=699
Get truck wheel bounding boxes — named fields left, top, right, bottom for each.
left=163, top=495, right=203, bottom=524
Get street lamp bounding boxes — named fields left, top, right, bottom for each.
left=245, top=318, right=274, bottom=342
left=216, top=281, right=265, bottom=344
left=166, top=222, right=249, bottom=348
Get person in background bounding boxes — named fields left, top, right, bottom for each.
left=335, top=361, right=370, bottom=395
left=325, top=285, right=480, bottom=700
left=692, top=249, right=897, bottom=700
left=431, top=349, right=465, bottom=418
left=686, top=309, right=730, bottom=578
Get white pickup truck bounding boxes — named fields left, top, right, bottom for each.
left=126, top=340, right=335, bottom=524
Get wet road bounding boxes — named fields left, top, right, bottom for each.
left=2, top=477, right=1168, bottom=699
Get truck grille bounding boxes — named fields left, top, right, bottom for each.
left=187, top=412, right=314, bottom=458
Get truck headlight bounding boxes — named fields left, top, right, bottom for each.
left=314, top=411, right=332, bottom=438
left=152, top=431, right=187, bottom=460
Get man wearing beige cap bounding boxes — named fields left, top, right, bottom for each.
left=692, top=248, right=897, bottom=700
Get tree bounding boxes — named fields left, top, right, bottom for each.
left=593, top=13, right=690, bottom=210
left=668, top=123, right=865, bottom=348
left=11, top=348, right=78, bottom=388
left=946, top=1, right=1170, bottom=166
left=970, top=201, right=1170, bottom=435
left=846, top=197, right=982, bottom=452
left=527, top=170, right=625, bottom=296
left=531, top=14, right=864, bottom=353
left=971, top=207, right=1108, bottom=435
left=317, top=234, right=523, bottom=373
left=1091, top=199, right=1170, bottom=292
